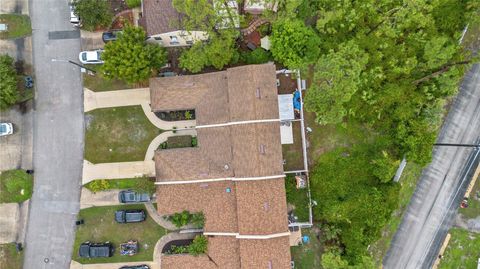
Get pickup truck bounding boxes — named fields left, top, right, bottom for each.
left=118, top=190, right=150, bottom=203
left=115, top=209, right=146, bottom=223
left=79, top=242, right=114, bottom=258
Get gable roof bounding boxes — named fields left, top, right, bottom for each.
left=141, top=0, right=182, bottom=36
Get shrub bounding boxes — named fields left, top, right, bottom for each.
left=0, top=54, right=18, bottom=110
left=188, top=235, right=208, bottom=256
left=191, top=136, right=198, bottom=147
left=169, top=245, right=188, bottom=254
left=86, top=179, right=110, bottom=193
left=170, top=210, right=191, bottom=228
left=240, top=48, right=272, bottom=64
left=191, top=212, right=205, bottom=228
left=185, top=111, right=192, bottom=120
left=125, top=0, right=141, bottom=8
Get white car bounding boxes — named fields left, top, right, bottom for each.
left=69, top=5, right=80, bottom=26
left=0, top=123, right=13, bottom=136
left=79, top=50, right=104, bottom=65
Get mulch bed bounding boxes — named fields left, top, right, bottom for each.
left=111, top=10, right=133, bottom=30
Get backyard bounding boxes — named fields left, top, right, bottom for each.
left=282, top=122, right=305, bottom=171
left=291, top=228, right=322, bottom=269
left=0, top=169, right=33, bottom=203
left=0, top=243, right=23, bottom=269
left=438, top=228, right=480, bottom=269
left=73, top=204, right=169, bottom=264
left=0, top=14, right=31, bottom=39
left=85, top=105, right=162, bottom=163
left=285, top=175, right=310, bottom=223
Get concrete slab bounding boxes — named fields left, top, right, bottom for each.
left=0, top=203, right=19, bottom=243
left=79, top=188, right=120, bottom=209
left=0, top=0, right=29, bottom=14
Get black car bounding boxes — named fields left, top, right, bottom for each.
left=79, top=242, right=114, bottom=258
left=102, top=30, right=122, bottom=43
left=115, top=209, right=146, bottom=223
left=119, top=265, right=150, bottom=269
left=118, top=190, right=150, bottom=203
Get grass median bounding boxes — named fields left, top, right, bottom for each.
left=73, top=204, right=169, bottom=264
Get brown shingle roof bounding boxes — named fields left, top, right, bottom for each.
left=239, top=237, right=291, bottom=269
left=235, top=179, right=289, bottom=235
left=156, top=181, right=238, bottom=233
left=142, top=0, right=182, bottom=36
left=162, top=236, right=241, bottom=269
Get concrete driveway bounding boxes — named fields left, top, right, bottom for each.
left=0, top=103, right=33, bottom=171
left=0, top=0, right=28, bottom=14
left=81, top=30, right=104, bottom=51
left=0, top=203, right=19, bottom=243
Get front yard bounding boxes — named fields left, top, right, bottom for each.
left=85, top=105, right=162, bottom=163
left=0, top=14, right=31, bottom=39
left=73, top=204, right=169, bottom=264
left=83, top=65, right=144, bottom=92
left=0, top=170, right=33, bottom=203
left=438, top=228, right=480, bottom=269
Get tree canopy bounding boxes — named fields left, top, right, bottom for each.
left=72, top=0, right=112, bottom=31
left=0, top=54, right=18, bottom=110
left=270, top=19, right=320, bottom=68
left=101, top=25, right=167, bottom=84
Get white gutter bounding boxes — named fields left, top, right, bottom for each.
left=155, top=174, right=286, bottom=185
left=203, top=231, right=291, bottom=239
left=196, top=118, right=280, bottom=129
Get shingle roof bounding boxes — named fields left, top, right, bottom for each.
left=142, top=0, right=182, bottom=36
left=239, top=237, right=291, bottom=268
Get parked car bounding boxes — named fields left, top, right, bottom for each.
left=79, top=50, right=104, bottom=65
left=102, top=30, right=122, bottom=43
left=0, top=123, right=13, bottom=136
left=69, top=4, right=80, bottom=26
left=119, top=265, right=150, bottom=269
left=118, top=190, right=150, bottom=203
left=79, top=242, right=114, bottom=258
left=115, top=209, right=146, bottom=223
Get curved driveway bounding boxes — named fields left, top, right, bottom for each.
left=23, top=0, right=84, bottom=268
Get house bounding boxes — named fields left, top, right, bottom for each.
left=139, top=0, right=208, bottom=46
left=244, top=0, right=278, bottom=14
left=150, top=64, right=292, bottom=268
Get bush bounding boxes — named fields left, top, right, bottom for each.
left=191, top=136, right=198, bottom=147
left=188, top=235, right=207, bottom=256
left=87, top=179, right=110, bottom=193
left=125, top=0, right=141, bottom=8
left=170, top=210, right=191, bottom=228
left=191, top=212, right=205, bottom=228
left=0, top=170, right=33, bottom=203
left=0, top=54, right=18, bottom=110
left=240, top=48, right=272, bottom=64
left=84, top=177, right=156, bottom=194
left=72, top=0, right=113, bottom=31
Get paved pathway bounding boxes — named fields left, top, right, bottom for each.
left=144, top=202, right=177, bottom=230
left=80, top=30, right=104, bottom=50
left=82, top=160, right=155, bottom=184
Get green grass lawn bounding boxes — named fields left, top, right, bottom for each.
left=0, top=14, right=31, bottom=39
left=85, top=105, right=162, bottom=163
left=84, top=177, right=156, bottom=195
left=0, top=243, right=23, bottom=269
left=459, top=175, right=480, bottom=219
left=291, top=228, right=323, bottom=269
left=83, top=65, right=147, bottom=92
left=368, top=162, right=424, bottom=266
left=285, top=175, right=310, bottom=222
left=73, top=204, right=169, bottom=264
left=282, top=121, right=305, bottom=171
left=438, top=228, right=480, bottom=269
left=0, top=170, right=33, bottom=203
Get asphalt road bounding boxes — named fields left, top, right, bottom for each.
left=23, top=0, right=84, bottom=268
left=383, top=64, right=480, bottom=269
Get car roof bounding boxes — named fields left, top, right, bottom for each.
left=84, top=51, right=99, bottom=61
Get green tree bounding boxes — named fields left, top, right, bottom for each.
left=188, top=235, right=208, bottom=256
left=321, top=251, right=348, bottom=269
left=72, top=0, right=112, bottom=31
left=305, top=41, right=368, bottom=124
left=270, top=19, right=320, bottom=68
left=102, top=25, right=167, bottom=83
left=0, top=54, right=18, bottom=110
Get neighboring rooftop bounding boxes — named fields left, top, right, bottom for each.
left=140, top=0, right=181, bottom=36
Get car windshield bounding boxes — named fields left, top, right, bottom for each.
left=0, top=125, right=6, bottom=133
left=81, top=53, right=87, bottom=61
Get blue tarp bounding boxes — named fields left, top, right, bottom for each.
left=293, top=91, right=301, bottom=111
